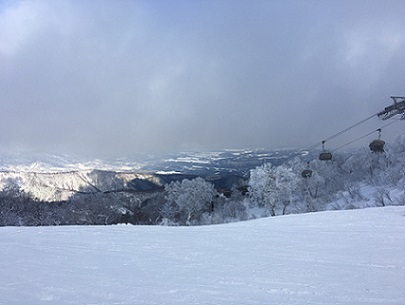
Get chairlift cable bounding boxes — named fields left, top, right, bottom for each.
left=299, top=96, right=403, bottom=155
left=323, top=112, right=379, bottom=143
left=333, top=119, right=400, bottom=152
left=301, top=112, right=379, bottom=153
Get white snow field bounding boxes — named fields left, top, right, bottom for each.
left=1, top=206, right=404, bottom=305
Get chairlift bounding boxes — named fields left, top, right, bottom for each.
left=369, top=140, right=385, bottom=153
left=301, top=169, right=313, bottom=178
left=319, top=141, right=332, bottom=161
left=369, top=129, right=385, bottom=153
left=319, top=152, right=332, bottom=161
left=301, top=162, right=312, bottom=178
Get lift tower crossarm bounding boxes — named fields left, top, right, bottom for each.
left=377, top=96, right=405, bottom=120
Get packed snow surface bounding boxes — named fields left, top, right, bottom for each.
left=1, top=207, right=404, bottom=305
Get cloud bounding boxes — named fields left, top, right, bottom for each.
left=1, top=0, right=405, bottom=157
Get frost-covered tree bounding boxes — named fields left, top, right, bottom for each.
left=248, top=163, right=300, bottom=216
left=248, top=163, right=274, bottom=210
left=205, top=195, right=249, bottom=224
left=68, top=192, right=124, bottom=225
left=384, top=134, right=405, bottom=185
left=310, top=158, right=345, bottom=200
left=163, top=177, right=216, bottom=225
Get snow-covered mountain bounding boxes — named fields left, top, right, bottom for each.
left=0, top=149, right=301, bottom=174
left=0, top=149, right=301, bottom=201
left=1, top=206, right=404, bottom=305
left=0, top=170, right=164, bottom=201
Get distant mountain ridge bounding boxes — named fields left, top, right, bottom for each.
left=0, top=149, right=304, bottom=174
left=0, top=149, right=305, bottom=201
left=0, top=169, right=161, bottom=201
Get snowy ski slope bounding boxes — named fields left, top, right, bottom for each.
left=1, top=206, right=404, bottom=305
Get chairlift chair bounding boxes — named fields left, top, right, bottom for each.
left=319, top=141, right=332, bottom=161
left=301, top=161, right=313, bottom=178
left=301, top=169, right=313, bottom=178
left=369, top=129, right=385, bottom=153
left=369, top=139, right=385, bottom=153
left=319, top=152, right=332, bottom=161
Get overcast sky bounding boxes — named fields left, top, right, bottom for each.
left=1, top=0, right=404, bottom=158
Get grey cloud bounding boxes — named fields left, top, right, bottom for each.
left=1, top=0, right=404, bottom=157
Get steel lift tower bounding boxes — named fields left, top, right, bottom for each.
left=377, top=96, right=405, bottom=120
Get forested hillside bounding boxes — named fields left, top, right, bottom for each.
left=0, top=135, right=404, bottom=226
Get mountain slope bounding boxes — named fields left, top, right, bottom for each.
left=1, top=206, right=404, bottom=305
left=0, top=170, right=164, bottom=201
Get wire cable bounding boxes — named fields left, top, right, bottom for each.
left=323, top=112, right=379, bottom=143
left=333, top=119, right=400, bottom=152
left=300, top=112, right=379, bottom=152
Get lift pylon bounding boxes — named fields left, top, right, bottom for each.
left=377, top=96, right=405, bottom=120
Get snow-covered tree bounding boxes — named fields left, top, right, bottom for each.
left=248, top=163, right=300, bottom=216
left=163, top=177, right=216, bottom=225
left=248, top=163, right=274, bottom=210
left=384, top=134, right=405, bottom=185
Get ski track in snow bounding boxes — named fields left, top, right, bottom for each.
left=0, top=206, right=404, bottom=305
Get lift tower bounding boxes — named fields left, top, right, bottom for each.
left=377, top=96, right=405, bottom=120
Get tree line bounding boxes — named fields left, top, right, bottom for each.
left=1, top=135, right=404, bottom=226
